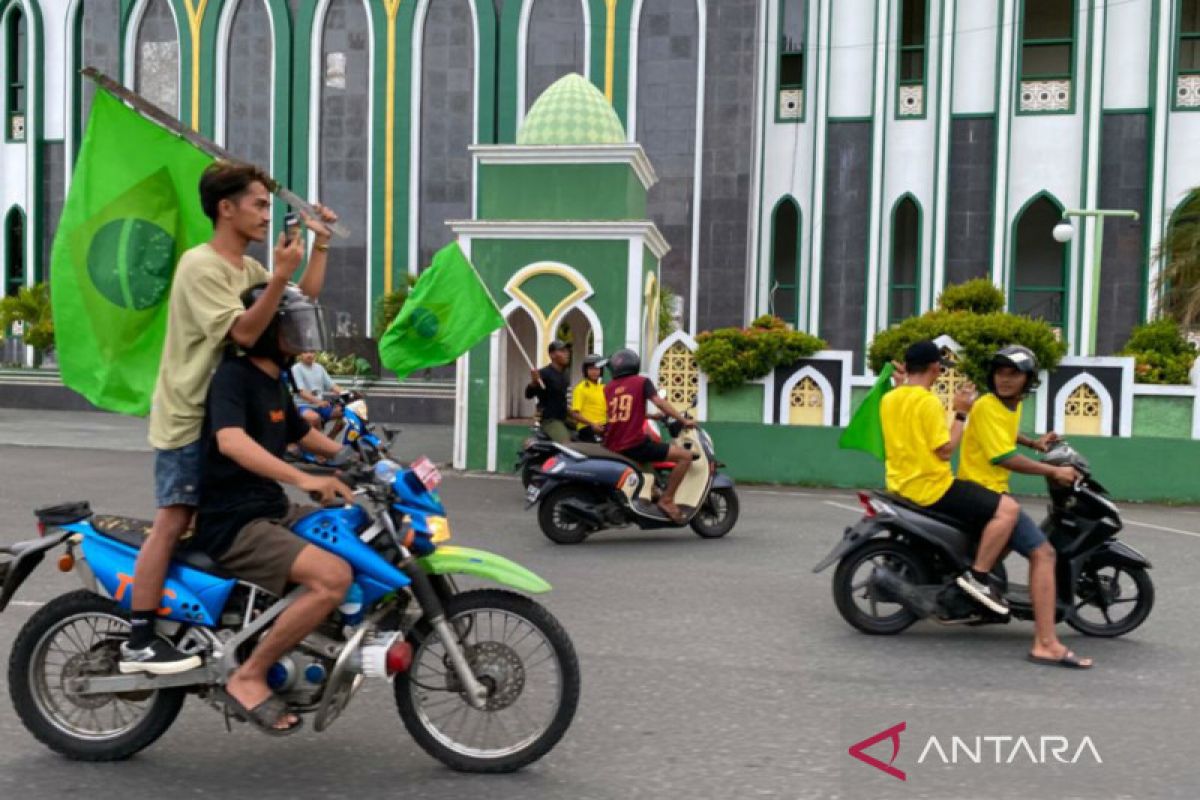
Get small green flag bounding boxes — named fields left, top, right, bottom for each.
left=838, top=363, right=896, bottom=461
left=51, top=89, right=214, bottom=415
left=379, top=242, right=504, bottom=379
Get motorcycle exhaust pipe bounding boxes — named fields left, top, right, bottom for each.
left=868, top=565, right=937, bottom=619
left=559, top=499, right=603, bottom=528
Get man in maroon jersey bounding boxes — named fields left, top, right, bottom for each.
left=602, top=349, right=696, bottom=522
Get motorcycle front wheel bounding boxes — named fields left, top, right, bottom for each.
left=690, top=487, right=739, bottom=538
left=1066, top=557, right=1154, bottom=637
left=394, top=589, right=580, bottom=773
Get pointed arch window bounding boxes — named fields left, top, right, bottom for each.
left=777, top=0, right=806, bottom=121
left=4, top=6, right=25, bottom=141
left=1011, top=194, right=1068, bottom=329
left=770, top=198, right=800, bottom=326
left=889, top=196, right=920, bottom=324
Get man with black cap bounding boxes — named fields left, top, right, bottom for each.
left=526, top=339, right=589, bottom=443
left=881, top=339, right=1019, bottom=616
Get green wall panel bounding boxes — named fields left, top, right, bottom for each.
left=708, top=384, right=765, bottom=423
left=477, top=163, right=646, bottom=220
left=1132, top=395, right=1194, bottom=439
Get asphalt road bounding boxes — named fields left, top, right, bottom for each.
left=0, top=438, right=1197, bottom=799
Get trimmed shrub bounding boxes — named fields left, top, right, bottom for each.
left=937, top=279, right=1005, bottom=314
left=868, top=310, right=1065, bottom=385
left=1119, top=319, right=1198, bottom=384
left=695, top=315, right=826, bottom=391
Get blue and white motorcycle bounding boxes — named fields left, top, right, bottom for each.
left=0, top=458, right=579, bottom=772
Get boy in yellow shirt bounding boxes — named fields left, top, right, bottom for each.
left=571, top=355, right=608, bottom=443
left=958, top=346, right=1090, bottom=668
left=881, top=340, right=1019, bottom=616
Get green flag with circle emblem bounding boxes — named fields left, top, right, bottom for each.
left=379, top=242, right=504, bottom=379
left=51, top=89, right=214, bottom=415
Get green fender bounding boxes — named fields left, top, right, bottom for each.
left=417, top=545, right=552, bottom=594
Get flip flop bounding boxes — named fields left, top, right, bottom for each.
left=215, top=687, right=304, bottom=737
left=1026, top=650, right=1093, bottom=669
left=656, top=501, right=685, bottom=524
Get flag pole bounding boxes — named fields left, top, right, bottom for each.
left=456, top=240, right=543, bottom=384
left=81, top=68, right=350, bottom=240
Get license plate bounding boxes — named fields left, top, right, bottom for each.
left=411, top=455, right=442, bottom=491
left=525, top=484, right=541, bottom=504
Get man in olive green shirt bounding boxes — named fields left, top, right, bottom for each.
left=121, top=162, right=339, bottom=674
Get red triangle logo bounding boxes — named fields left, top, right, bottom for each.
left=848, top=721, right=907, bottom=781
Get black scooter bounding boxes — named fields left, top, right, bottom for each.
left=813, top=441, right=1154, bottom=638
left=526, top=416, right=739, bottom=544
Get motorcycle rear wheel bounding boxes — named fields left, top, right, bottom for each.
left=831, top=540, right=929, bottom=635
left=537, top=486, right=596, bottom=544
left=8, top=590, right=185, bottom=761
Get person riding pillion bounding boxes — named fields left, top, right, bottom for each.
left=602, top=349, right=696, bottom=524
left=526, top=340, right=592, bottom=443
left=957, top=345, right=1091, bottom=668
left=880, top=340, right=1019, bottom=616
left=571, top=354, right=608, bottom=443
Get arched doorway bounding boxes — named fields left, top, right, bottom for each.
left=501, top=306, right=539, bottom=420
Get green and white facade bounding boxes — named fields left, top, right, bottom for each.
left=3, top=1, right=1200, bottom=363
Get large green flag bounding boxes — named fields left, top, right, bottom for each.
left=379, top=242, right=504, bottom=379
left=837, top=362, right=896, bottom=461
left=51, top=89, right=214, bottom=415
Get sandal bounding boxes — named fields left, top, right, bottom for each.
left=656, top=500, right=685, bottom=524
left=216, top=687, right=304, bottom=736
left=1026, top=650, right=1093, bottom=669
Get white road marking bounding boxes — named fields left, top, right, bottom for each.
left=824, top=501, right=864, bottom=514
left=9, top=600, right=43, bottom=608
left=743, top=489, right=822, bottom=498
left=1125, top=519, right=1200, bottom=540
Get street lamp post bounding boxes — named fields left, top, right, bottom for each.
left=1051, top=208, right=1140, bottom=356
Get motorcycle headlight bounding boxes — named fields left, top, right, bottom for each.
left=427, top=516, right=452, bottom=543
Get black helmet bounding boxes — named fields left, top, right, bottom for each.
left=987, top=345, right=1040, bottom=396
left=240, top=282, right=327, bottom=364
left=607, top=348, right=640, bottom=379
left=582, top=354, right=605, bottom=371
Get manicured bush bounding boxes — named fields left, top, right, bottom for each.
left=936, top=279, right=1005, bottom=314
left=868, top=310, right=1065, bottom=385
left=1119, top=319, right=1198, bottom=384
left=0, top=282, right=53, bottom=352
left=695, top=315, right=826, bottom=391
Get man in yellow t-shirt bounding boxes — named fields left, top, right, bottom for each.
left=958, top=346, right=1090, bottom=668
left=570, top=355, right=608, bottom=443
left=880, top=340, right=1019, bottom=616
left=121, top=162, right=338, bottom=675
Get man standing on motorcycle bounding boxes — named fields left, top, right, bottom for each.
left=602, top=349, right=695, bottom=523
left=190, top=284, right=356, bottom=734
left=881, top=340, right=1018, bottom=615
left=292, top=350, right=345, bottom=438
left=526, top=340, right=592, bottom=443
left=122, top=162, right=338, bottom=675
left=957, top=346, right=1092, bottom=668
left=571, top=355, right=608, bottom=443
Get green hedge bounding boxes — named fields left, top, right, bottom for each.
left=1119, top=319, right=1198, bottom=384
left=695, top=315, right=825, bottom=391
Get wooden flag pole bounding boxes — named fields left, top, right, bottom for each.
left=454, top=239, right=543, bottom=385
left=81, top=67, right=350, bottom=240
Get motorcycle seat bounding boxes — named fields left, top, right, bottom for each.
left=89, top=515, right=233, bottom=578
left=564, top=442, right=652, bottom=472
left=871, top=492, right=970, bottom=536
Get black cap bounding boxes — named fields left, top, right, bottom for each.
left=548, top=339, right=571, bottom=354
left=903, top=340, right=950, bottom=368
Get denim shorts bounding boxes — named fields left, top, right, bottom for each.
left=297, top=403, right=333, bottom=422
left=1009, top=509, right=1048, bottom=557
left=154, top=440, right=203, bottom=508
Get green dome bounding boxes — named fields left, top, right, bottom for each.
left=517, top=73, right=627, bottom=146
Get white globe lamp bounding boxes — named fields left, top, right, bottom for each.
left=1052, top=221, right=1075, bottom=243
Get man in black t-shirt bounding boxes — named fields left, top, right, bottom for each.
left=191, top=284, right=354, bottom=735
left=525, top=339, right=590, bottom=443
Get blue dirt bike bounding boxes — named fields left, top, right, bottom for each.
left=286, top=390, right=397, bottom=465
left=0, top=457, right=579, bottom=772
